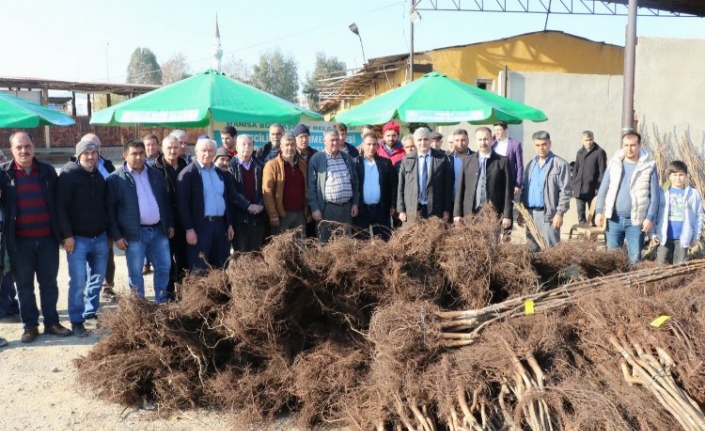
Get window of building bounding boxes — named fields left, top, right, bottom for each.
left=476, top=78, right=494, bottom=91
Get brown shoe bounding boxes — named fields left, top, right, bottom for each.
left=44, top=323, right=72, bottom=337
left=21, top=327, right=39, bottom=343
left=143, top=264, right=152, bottom=275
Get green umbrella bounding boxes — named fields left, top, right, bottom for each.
left=91, top=69, right=322, bottom=127
left=334, top=72, right=547, bottom=126
left=0, top=92, right=75, bottom=128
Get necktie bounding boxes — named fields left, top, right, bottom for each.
left=420, top=154, right=428, bottom=202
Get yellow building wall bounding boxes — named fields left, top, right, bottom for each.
left=343, top=31, right=624, bottom=110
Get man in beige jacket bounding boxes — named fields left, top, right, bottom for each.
left=262, top=133, right=309, bottom=237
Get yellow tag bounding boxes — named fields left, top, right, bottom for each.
left=525, top=300, right=535, bottom=316
left=650, top=315, right=671, bottom=328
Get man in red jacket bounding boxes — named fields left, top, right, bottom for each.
left=377, top=121, right=406, bottom=167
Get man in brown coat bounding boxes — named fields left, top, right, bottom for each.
left=263, top=133, right=309, bottom=237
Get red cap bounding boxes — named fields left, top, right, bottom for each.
left=382, top=121, right=400, bottom=134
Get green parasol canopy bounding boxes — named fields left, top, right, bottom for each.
left=334, top=72, right=547, bottom=126
left=91, top=69, right=322, bottom=127
left=0, top=92, right=75, bottom=128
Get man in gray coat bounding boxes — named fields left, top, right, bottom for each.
left=308, top=129, right=359, bottom=242
left=397, top=127, right=454, bottom=224
left=520, top=131, right=572, bottom=251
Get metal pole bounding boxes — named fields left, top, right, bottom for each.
left=621, top=0, right=638, bottom=132
left=410, top=0, right=414, bottom=83
left=357, top=34, right=367, bottom=64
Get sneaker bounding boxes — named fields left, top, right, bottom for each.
left=0, top=337, right=8, bottom=347
left=102, top=286, right=117, bottom=302
left=72, top=323, right=88, bottom=337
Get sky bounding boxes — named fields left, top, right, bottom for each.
left=1, top=0, right=704, bottom=86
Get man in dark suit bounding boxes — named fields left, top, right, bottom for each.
left=177, top=138, right=235, bottom=271
left=353, top=132, right=397, bottom=240
left=453, top=127, right=514, bottom=230
left=493, top=120, right=524, bottom=196
left=397, top=127, right=454, bottom=224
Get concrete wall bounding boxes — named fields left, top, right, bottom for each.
left=437, top=72, right=624, bottom=160
left=437, top=71, right=624, bottom=238
left=504, top=72, right=624, bottom=160
left=635, top=37, right=705, bottom=149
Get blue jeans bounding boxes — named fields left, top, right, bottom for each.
left=9, top=236, right=60, bottom=329
left=66, top=233, right=109, bottom=323
left=125, top=226, right=171, bottom=303
left=606, top=216, right=644, bottom=264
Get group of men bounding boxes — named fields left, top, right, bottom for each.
left=0, top=119, right=676, bottom=347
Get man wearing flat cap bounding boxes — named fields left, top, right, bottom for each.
left=429, top=132, right=444, bottom=151
left=57, top=140, right=110, bottom=336
left=377, top=121, right=406, bottom=167
left=214, top=147, right=232, bottom=173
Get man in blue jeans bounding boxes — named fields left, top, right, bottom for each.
left=595, top=131, right=659, bottom=264
left=106, top=139, right=174, bottom=303
left=0, top=132, right=71, bottom=343
left=57, top=140, right=110, bottom=336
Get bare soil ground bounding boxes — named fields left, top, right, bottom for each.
left=0, top=248, right=310, bottom=431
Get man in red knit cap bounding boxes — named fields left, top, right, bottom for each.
left=377, top=121, right=406, bottom=167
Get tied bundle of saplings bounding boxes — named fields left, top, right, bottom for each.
left=356, top=267, right=705, bottom=430
left=74, top=208, right=645, bottom=429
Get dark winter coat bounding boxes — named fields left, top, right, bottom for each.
left=572, top=143, right=607, bottom=199
left=0, top=159, right=62, bottom=253
left=57, top=161, right=109, bottom=238
left=106, top=163, right=173, bottom=242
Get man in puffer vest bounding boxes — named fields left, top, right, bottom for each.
left=595, top=131, right=660, bottom=264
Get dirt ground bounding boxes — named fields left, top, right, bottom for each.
left=0, top=213, right=576, bottom=430
left=0, top=247, right=311, bottom=431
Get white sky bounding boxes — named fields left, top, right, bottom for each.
left=1, top=0, right=704, bottom=84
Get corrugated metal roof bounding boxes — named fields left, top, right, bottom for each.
left=608, top=0, right=705, bottom=16
left=0, top=76, right=158, bottom=95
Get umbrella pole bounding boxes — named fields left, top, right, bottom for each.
left=44, top=125, right=51, bottom=148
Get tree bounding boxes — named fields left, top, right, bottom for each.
left=222, top=55, right=251, bottom=82
left=161, top=53, right=191, bottom=85
left=92, top=94, right=128, bottom=111
left=126, top=47, right=162, bottom=85
left=303, top=52, right=346, bottom=112
left=249, top=48, right=299, bottom=102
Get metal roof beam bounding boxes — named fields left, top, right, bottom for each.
left=414, top=0, right=697, bottom=16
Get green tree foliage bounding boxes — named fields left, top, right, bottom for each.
left=249, top=48, right=299, bottom=102
left=126, top=47, right=162, bottom=85
left=303, top=52, right=346, bottom=111
left=161, top=53, right=191, bottom=85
